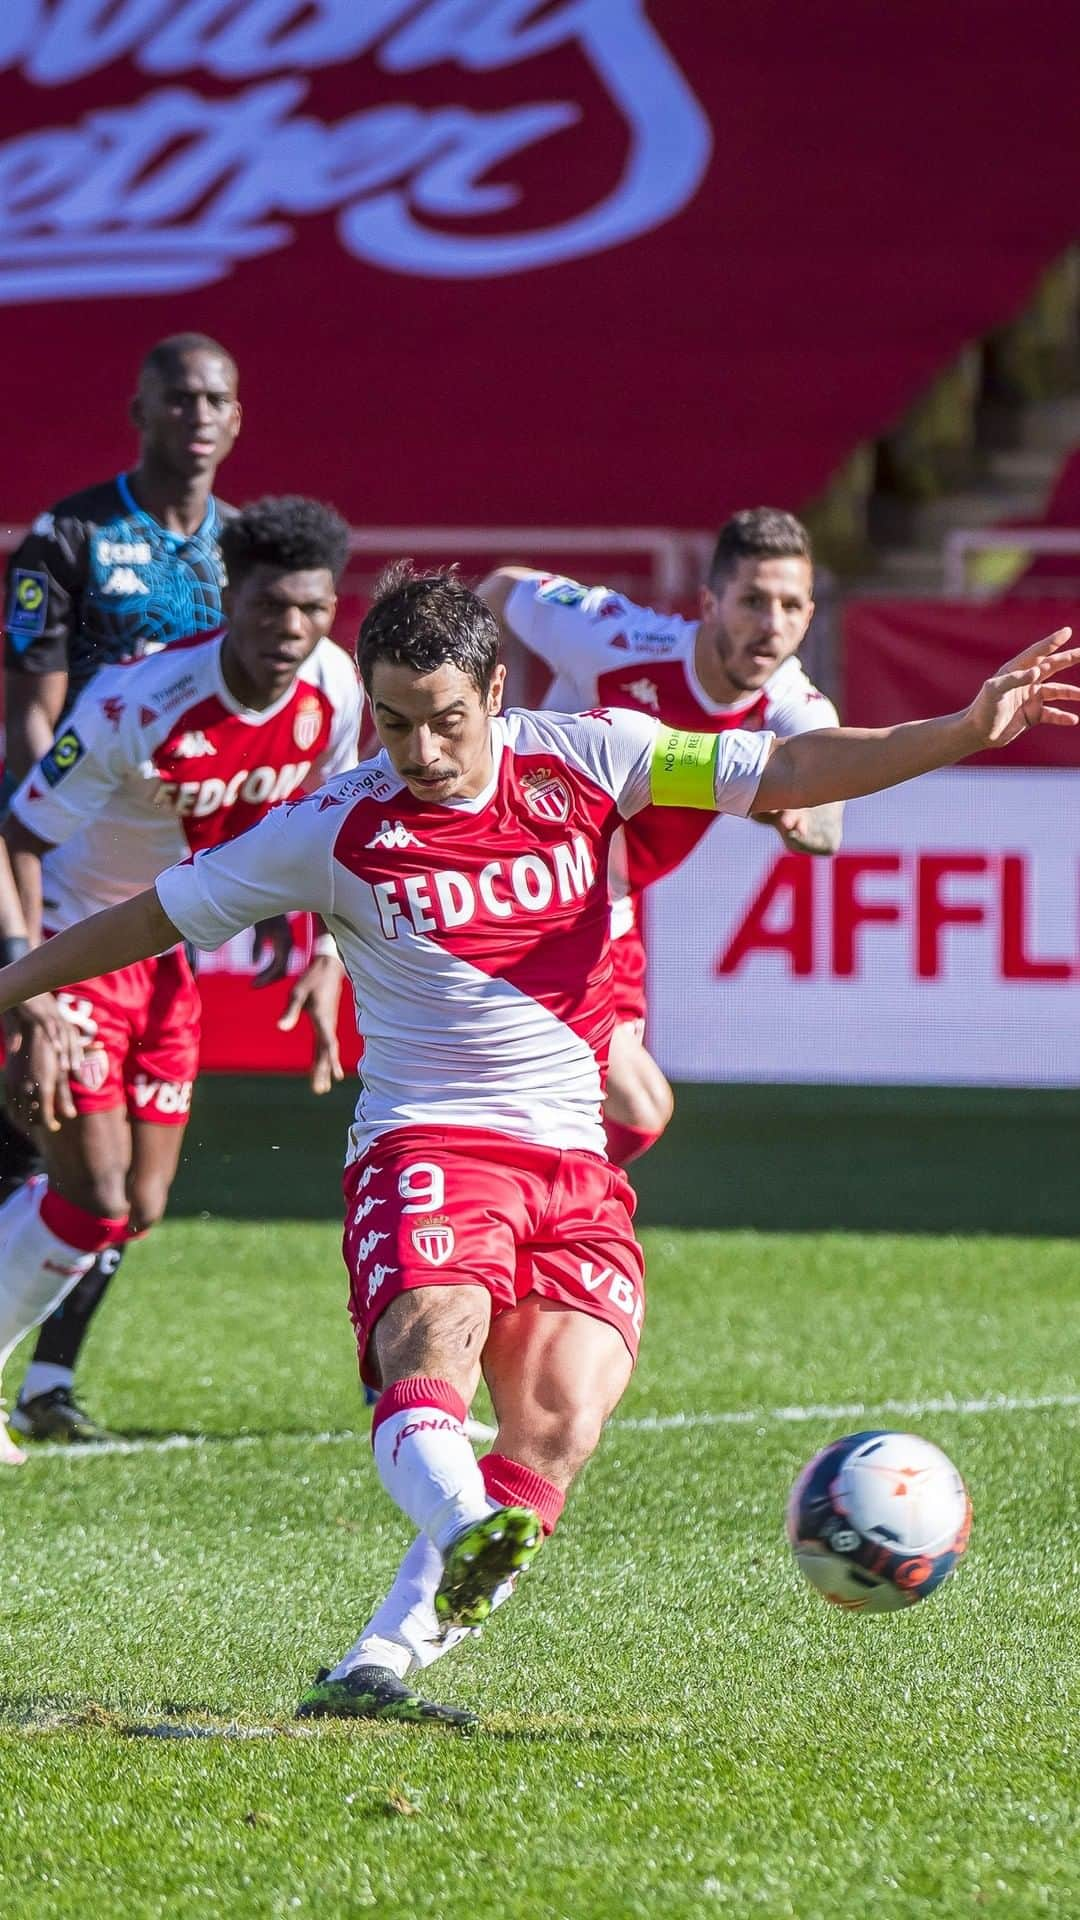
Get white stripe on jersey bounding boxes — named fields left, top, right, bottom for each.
left=158, top=708, right=771, bottom=1157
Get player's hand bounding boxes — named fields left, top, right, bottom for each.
left=753, top=807, right=836, bottom=855
left=276, top=955, right=345, bottom=1096
left=2, top=994, right=82, bottom=1133
left=251, top=914, right=296, bottom=987
left=967, top=627, right=1080, bottom=748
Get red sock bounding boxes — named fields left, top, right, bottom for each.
left=603, top=1117, right=662, bottom=1167
left=39, top=1187, right=128, bottom=1253
left=370, top=1376, right=467, bottom=1445
left=480, top=1451, right=565, bottom=1536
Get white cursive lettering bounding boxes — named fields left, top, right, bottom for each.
left=0, top=0, right=711, bottom=302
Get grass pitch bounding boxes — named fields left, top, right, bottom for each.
left=0, top=1081, right=1077, bottom=1919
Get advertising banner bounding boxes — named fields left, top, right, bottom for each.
left=2, top=2, right=1079, bottom=531
left=197, top=922, right=362, bottom=1075
left=647, top=771, right=1080, bottom=1087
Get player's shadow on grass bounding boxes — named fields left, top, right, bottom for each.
left=0, top=1689, right=285, bottom=1733
left=0, top=1692, right=670, bottom=1746
left=0, top=1690, right=223, bottom=1730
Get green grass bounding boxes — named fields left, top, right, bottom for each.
left=0, top=1081, right=1077, bottom=1918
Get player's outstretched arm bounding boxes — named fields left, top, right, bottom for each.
left=753, top=628, right=1080, bottom=812
left=475, top=566, right=542, bottom=624
left=0, top=887, right=181, bottom=1018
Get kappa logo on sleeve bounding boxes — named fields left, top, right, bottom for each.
left=6, top=569, right=48, bottom=646
left=39, top=727, right=86, bottom=787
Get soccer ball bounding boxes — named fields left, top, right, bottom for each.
left=787, top=1429, right=972, bottom=1613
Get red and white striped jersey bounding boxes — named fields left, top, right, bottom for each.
left=505, top=574, right=838, bottom=915
left=11, top=632, right=362, bottom=929
left=158, top=707, right=773, bottom=1158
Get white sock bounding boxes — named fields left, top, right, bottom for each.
left=0, top=1180, right=99, bottom=1373
left=372, top=1392, right=493, bottom=1553
left=330, top=1530, right=516, bottom=1683
left=19, top=1361, right=75, bottom=1403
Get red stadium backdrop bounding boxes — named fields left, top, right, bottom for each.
left=2, top=2, right=1079, bottom=528
left=2, top=3, right=1079, bottom=1080
left=844, top=601, right=1080, bottom=771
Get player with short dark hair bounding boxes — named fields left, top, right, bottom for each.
left=708, top=506, right=813, bottom=583
left=1, top=333, right=246, bottom=1447
left=357, top=560, right=501, bottom=692
left=480, top=508, right=841, bottom=1166
left=0, top=565, right=1070, bottom=1720
left=0, top=497, right=361, bottom=1459
left=4, top=332, right=241, bottom=759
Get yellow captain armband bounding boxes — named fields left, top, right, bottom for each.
left=649, top=726, right=719, bottom=810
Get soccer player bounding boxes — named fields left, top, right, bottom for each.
left=479, top=508, right=842, bottom=1165
left=0, top=497, right=361, bottom=1460
left=1, top=333, right=256, bottom=1443
left=3, top=332, right=242, bottom=775
left=0, top=568, right=1070, bottom=1724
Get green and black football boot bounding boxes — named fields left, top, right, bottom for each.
left=295, top=1666, right=475, bottom=1729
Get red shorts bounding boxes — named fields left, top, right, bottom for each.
left=610, top=921, right=648, bottom=1032
left=52, top=945, right=201, bottom=1125
left=343, top=1126, right=647, bottom=1386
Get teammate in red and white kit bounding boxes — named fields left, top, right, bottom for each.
left=480, top=509, right=842, bottom=1164
left=0, top=565, right=1072, bottom=1722
left=0, top=497, right=361, bottom=1458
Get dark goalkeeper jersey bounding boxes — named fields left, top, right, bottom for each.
left=4, top=473, right=231, bottom=712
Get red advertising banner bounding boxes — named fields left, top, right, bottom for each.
left=2, top=2, right=1079, bottom=532
left=196, top=925, right=362, bottom=1077
left=843, top=599, right=1080, bottom=769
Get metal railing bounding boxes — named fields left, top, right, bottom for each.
left=943, top=527, right=1080, bottom=596
left=0, top=522, right=716, bottom=606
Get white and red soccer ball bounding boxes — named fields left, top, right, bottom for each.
left=787, top=1430, right=972, bottom=1614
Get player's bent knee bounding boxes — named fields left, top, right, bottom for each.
left=373, top=1283, right=491, bottom=1386
left=125, top=1164, right=177, bottom=1234
left=126, top=1191, right=169, bottom=1236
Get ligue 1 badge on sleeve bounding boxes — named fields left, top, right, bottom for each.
left=8, top=569, right=48, bottom=643
left=40, top=727, right=86, bottom=787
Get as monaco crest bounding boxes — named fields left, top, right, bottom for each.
left=293, top=694, right=322, bottom=752
left=522, top=769, right=571, bottom=825
left=410, top=1216, right=455, bottom=1267
left=73, top=1048, right=110, bottom=1094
